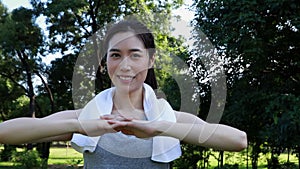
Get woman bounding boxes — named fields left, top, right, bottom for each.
left=0, top=19, right=247, bottom=168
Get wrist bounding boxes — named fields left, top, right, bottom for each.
left=102, top=121, right=115, bottom=134
left=74, top=119, right=86, bottom=135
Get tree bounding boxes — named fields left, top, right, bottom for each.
left=193, top=0, right=300, bottom=168
left=0, top=3, right=56, bottom=161
left=0, top=6, right=44, bottom=118
left=0, top=77, right=27, bottom=161
left=31, top=0, right=185, bottom=108
left=31, top=0, right=189, bottom=165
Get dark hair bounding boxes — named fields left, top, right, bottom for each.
left=103, top=19, right=158, bottom=90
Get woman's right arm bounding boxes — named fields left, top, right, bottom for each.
left=0, top=110, right=114, bottom=145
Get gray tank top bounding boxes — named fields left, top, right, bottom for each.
left=83, top=132, right=170, bottom=169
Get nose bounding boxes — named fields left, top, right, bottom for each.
left=119, top=57, right=131, bottom=71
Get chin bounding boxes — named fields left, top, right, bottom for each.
left=117, top=82, right=144, bottom=94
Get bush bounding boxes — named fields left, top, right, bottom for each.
left=67, top=158, right=83, bottom=168
left=0, top=144, right=16, bottom=161
left=281, top=162, right=298, bottom=169
left=11, top=150, right=46, bottom=169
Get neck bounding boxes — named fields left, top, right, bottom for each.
left=113, top=86, right=144, bottom=111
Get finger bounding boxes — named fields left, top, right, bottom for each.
left=122, top=117, right=134, bottom=121
left=120, top=129, right=134, bottom=135
left=113, top=126, right=123, bottom=132
left=108, top=120, right=128, bottom=128
left=107, top=120, right=117, bottom=125
left=112, top=126, right=133, bottom=135
left=116, top=116, right=126, bottom=121
left=100, top=115, right=115, bottom=120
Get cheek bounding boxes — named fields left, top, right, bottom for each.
left=137, top=58, right=151, bottom=70
left=107, top=60, right=117, bottom=78
left=134, top=63, right=148, bottom=73
left=135, top=65, right=149, bottom=81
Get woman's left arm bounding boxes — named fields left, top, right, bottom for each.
left=107, top=111, right=247, bottom=152
left=158, top=111, right=247, bottom=151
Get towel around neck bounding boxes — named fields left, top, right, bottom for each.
left=71, top=83, right=182, bottom=163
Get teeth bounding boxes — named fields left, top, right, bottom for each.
left=119, top=76, right=133, bottom=80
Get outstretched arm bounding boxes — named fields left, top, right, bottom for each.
left=0, top=110, right=115, bottom=145
left=160, top=111, right=247, bottom=151
left=106, top=111, right=247, bottom=152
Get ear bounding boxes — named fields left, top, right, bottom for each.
left=148, top=54, right=155, bottom=69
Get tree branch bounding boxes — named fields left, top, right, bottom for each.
left=0, top=72, right=27, bottom=93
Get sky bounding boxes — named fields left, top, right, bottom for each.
left=1, top=0, right=32, bottom=10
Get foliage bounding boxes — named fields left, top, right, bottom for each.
left=0, top=5, right=46, bottom=118
left=11, top=150, right=46, bottom=169
left=154, top=36, right=194, bottom=111
left=44, top=54, right=77, bottom=111
left=67, top=158, right=83, bottom=168
left=173, top=144, right=211, bottom=169
left=193, top=0, right=300, bottom=168
left=0, top=4, right=28, bottom=120
left=30, top=0, right=185, bottom=109
left=3, top=0, right=299, bottom=167
left=1, top=0, right=188, bottom=164
left=0, top=77, right=27, bottom=120
left=0, top=145, right=16, bottom=162
left=31, top=0, right=183, bottom=53
left=280, top=162, right=298, bottom=169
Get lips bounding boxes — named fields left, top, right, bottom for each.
left=119, top=76, right=134, bottom=80
left=117, top=75, right=135, bottom=83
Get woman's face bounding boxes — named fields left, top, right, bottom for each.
left=107, top=31, right=154, bottom=93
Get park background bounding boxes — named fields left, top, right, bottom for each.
left=0, top=0, right=299, bottom=168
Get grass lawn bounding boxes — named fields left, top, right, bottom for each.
left=205, top=151, right=299, bottom=169
left=0, top=145, right=83, bottom=169
left=48, top=146, right=83, bottom=165
left=0, top=146, right=298, bottom=168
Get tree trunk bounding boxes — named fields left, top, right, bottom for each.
left=251, top=143, right=260, bottom=169
left=287, top=148, right=290, bottom=163
left=17, top=50, right=36, bottom=151
left=252, top=157, right=258, bottom=169
left=35, top=72, right=55, bottom=161
left=37, top=142, right=51, bottom=159
left=26, top=66, right=35, bottom=151
left=219, top=151, right=224, bottom=168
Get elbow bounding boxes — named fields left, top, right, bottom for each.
left=235, top=131, right=248, bottom=151
left=0, top=130, right=24, bottom=145
left=0, top=133, right=13, bottom=145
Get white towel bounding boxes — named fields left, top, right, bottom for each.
left=71, top=83, right=182, bottom=163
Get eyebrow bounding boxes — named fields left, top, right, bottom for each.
left=109, top=48, right=143, bottom=52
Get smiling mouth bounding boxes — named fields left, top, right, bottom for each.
left=118, top=75, right=135, bottom=81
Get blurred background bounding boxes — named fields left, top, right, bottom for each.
left=0, top=0, right=299, bottom=168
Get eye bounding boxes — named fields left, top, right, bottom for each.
left=131, top=53, right=141, bottom=58
left=109, top=53, right=121, bottom=58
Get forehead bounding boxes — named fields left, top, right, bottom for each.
left=108, top=31, right=145, bottom=50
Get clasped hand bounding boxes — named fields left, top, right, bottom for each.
left=100, top=114, right=161, bottom=138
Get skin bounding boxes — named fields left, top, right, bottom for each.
left=100, top=31, right=247, bottom=151
left=106, top=32, right=154, bottom=119
left=0, top=31, right=248, bottom=152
